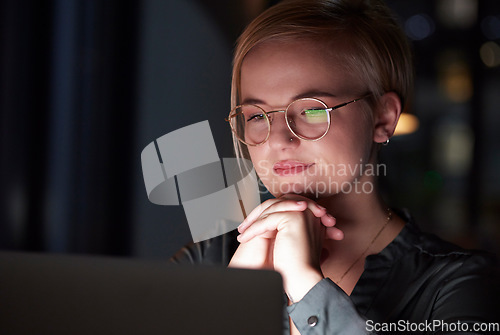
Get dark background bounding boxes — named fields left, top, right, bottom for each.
left=1, top=0, right=499, bottom=259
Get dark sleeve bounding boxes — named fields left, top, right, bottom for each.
left=287, top=278, right=372, bottom=334
left=429, top=253, right=500, bottom=334
left=169, top=229, right=240, bottom=266
left=286, top=254, right=500, bottom=335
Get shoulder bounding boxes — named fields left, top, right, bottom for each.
left=385, top=209, right=497, bottom=269
left=364, top=211, right=500, bottom=322
left=376, top=209, right=499, bottom=296
left=399, top=216, right=498, bottom=275
left=404, top=227, right=500, bottom=322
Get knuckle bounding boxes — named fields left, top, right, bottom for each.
left=288, top=211, right=306, bottom=221
left=259, top=199, right=278, bottom=211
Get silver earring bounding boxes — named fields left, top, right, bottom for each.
left=289, top=137, right=294, bottom=142
left=383, top=138, right=390, bottom=146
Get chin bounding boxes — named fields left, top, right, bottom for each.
left=262, top=179, right=340, bottom=199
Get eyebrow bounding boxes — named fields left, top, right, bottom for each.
left=241, top=90, right=337, bottom=106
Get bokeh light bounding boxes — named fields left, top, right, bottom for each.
left=394, top=113, right=419, bottom=136
left=480, top=41, right=500, bottom=68
left=405, top=14, right=435, bottom=41
left=437, top=0, right=478, bottom=29
left=437, top=53, right=473, bottom=103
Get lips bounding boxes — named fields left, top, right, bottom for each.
left=273, top=160, right=314, bottom=176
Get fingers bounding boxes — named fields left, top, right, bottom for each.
left=237, top=199, right=284, bottom=233
left=238, top=216, right=343, bottom=243
left=320, top=212, right=336, bottom=228
left=280, top=194, right=329, bottom=219
left=238, top=211, right=302, bottom=243
left=237, top=195, right=342, bottom=244
left=326, top=226, right=344, bottom=240
left=238, top=196, right=331, bottom=233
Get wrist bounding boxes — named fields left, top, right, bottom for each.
left=284, top=268, right=324, bottom=303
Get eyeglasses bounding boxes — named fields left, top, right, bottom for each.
left=226, top=95, right=370, bottom=146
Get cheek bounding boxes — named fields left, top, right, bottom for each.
left=248, top=148, right=268, bottom=178
left=334, top=109, right=374, bottom=151
left=247, top=147, right=259, bottom=167
left=248, top=147, right=280, bottom=194
left=355, top=111, right=376, bottom=158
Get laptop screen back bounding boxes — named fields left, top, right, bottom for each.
left=0, top=252, right=284, bottom=335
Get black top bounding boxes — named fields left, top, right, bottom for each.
left=171, top=211, right=500, bottom=334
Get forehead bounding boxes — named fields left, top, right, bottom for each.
left=240, top=39, right=364, bottom=104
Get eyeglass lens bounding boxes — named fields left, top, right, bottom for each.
left=230, top=98, right=329, bottom=145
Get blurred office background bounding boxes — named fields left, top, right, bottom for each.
left=1, top=0, right=499, bottom=259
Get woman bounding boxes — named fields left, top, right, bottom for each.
left=172, top=0, right=499, bottom=333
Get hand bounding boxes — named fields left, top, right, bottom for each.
left=237, top=195, right=343, bottom=242
left=227, top=229, right=273, bottom=270
left=231, top=195, right=344, bottom=302
left=229, top=197, right=321, bottom=270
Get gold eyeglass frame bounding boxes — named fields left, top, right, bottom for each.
left=225, top=95, right=371, bottom=146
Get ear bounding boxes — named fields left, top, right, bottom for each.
left=373, top=92, right=402, bottom=144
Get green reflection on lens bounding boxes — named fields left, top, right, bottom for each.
left=303, top=109, right=328, bottom=123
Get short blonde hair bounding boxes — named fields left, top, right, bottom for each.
left=230, top=0, right=413, bottom=159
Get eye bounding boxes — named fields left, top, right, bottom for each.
left=247, top=113, right=266, bottom=122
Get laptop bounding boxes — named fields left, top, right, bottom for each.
left=0, top=252, right=284, bottom=335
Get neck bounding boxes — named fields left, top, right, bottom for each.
left=318, top=176, right=386, bottom=230
left=316, top=174, right=404, bottom=257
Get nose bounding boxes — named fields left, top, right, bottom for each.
left=267, top=111, right=300, bottom=149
